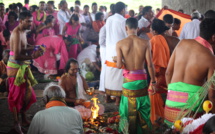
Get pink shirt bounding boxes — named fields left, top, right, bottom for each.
left=32, top=11, right=46, bottom=27
left=65, top=23, right=80, bottom=37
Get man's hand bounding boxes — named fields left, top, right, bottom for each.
left=113, top=56, right=117, bottom=63
left=151, top=83, right=158, bottom=95
left=32, top=49, right=44, bottom=59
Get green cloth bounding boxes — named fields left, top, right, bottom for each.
left=166, top=82, right=202, bottom=111
left=165, top=82, right=202, bottom=127
left=119, top=80, right=152, bottom=134
left=7, top=61, right=37, bottom=86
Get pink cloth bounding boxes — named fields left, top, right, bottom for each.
left=36, top=28, right=56, bottom=41
left=66, top=23, right=81, bottom=59
left=23, top=4, right=30, bottom=10
left=32, top=11, right=45, bottom=27
left=195, top=36, right=214, bottom=53
left=7, top=77, right=36, bottom=113
left=33, top=36, right=68, bottom=74
left=123, top=69, right=147, bottom=81
left=5, top=21, right=19, bottom=32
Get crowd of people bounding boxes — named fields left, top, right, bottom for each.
left=1, top=0, right=215, bottom=133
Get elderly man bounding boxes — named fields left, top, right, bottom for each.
left=57, top=1, right=71, bottom=34
left=179, top=11, right=201, bottom=40
left=27, top=83, right=84, bottom=134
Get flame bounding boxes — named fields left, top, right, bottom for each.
left=91, top=97, right=99, bottom=119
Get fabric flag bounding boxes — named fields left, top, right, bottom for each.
left=156, top=9, right=191, bottom=36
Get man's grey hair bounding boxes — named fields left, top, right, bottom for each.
left=191, top=11, right=201, bottom=19
left=43, top=83, right=66, bottom=99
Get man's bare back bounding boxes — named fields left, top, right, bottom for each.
left=166, top=39, right=215, bottom=86
left=116, top=35, right=149, bottom=70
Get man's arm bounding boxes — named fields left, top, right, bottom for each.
left=207, top=63, right=215, bottom=113
left=145, top=41, right=156, bottom=82
left=13, top=32, right=41, bottom=61
left=116, top=42, right=123, bottom=69
left=165, top=48, right=176, bottom=85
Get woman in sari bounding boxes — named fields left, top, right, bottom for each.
left=36, top=15, right=56, bottom=41
left=62, top=14, right=83, bottom=59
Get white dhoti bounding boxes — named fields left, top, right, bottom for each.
left=99, top=46, right=106, bottom=92
left=104, top=66, right=123, bottom=96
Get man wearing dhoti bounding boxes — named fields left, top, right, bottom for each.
left=164, top=18, right=215, bottom=127
left=104, top=2, right=127, bottom=105
left=116, top=18, right=156, bottom=133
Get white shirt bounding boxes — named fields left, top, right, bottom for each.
left=57, top=9, right=71, bottom=34
left=138, top=16, right=150, bottom=40
left=179, top=19, right=200, bottom=40
left=105, top=13, right=127, bottom=61
left=90, top=12, right=97, bottom=21
left=27, top=106, right=84, bottom=134
left=77, top=44, right=97, bottom=64
left=99, top=25, right=106, bottom=47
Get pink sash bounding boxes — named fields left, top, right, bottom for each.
left=123, top=69, right=147, bottom=81
left=195, top=36, right=214, bottom=53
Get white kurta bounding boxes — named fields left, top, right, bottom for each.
left=57, top=9, right=71, bottom=35
left=105, top=13, right=127, bottom=95
left=179, top=19, right=200, bottom=40
left=99, top=25, right=106, bottom=92
left=138, top=16, right=150, bottom=40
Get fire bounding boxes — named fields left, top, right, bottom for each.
left=91, top=97, right=100, bottom=119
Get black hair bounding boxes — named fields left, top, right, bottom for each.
left=163, top=14, right=174, bottom=24
left=47, top=1, right=54, bottom=5
left=0, top=3, right=4, bottom=7
left=70, top=14, right=79, bottom=23
left=202, top=116, right=215, bottom=134
left=12, top=4, right=18, bottom=11
left=178, top=9, right=184, bottom=13
left=152, top=19, right=169, bottom=34
left=156, top=8, right=160, bottom=11
left=174, top=18, right=181, bottom=25
left=19, top=11, right=32, bottom=20
left=129, top=10, right=134, bottom=15
left=21, top=7, right=28, bottom=12
left=142, top=6, right=152, bottom=16
left=84, top=5, right=89, bottom=9
left=65, top=58, right=79, bottom=72
left=24, top=0, right=29, bottom=4
left=126, top=17, right=138, bottom=29
left=205, top=10, right=215, bottom=19
left=63, top=35, right=73, bottom=43
left=110, top=4, right=115, bottom=14
left=92, top=2, right=97, bottom=7
left=200, top=18, right=215, bottom=40
left=100, top=6, right=104, bottom=10
left=8, top=11, right=18, bottom=20
left=30, top=5, right=38, bottom=12
left=44, top=15, right=54, bottom=25
left=6, top=8, right=9, bottom=13
left=70, top=7, right=74, bottom=12
left=3, top=29, right=10, bottom=38
left=17, top=2, right=23, bottom=8
left=75, top=0, right=81, bottom=5
left=39, top=1, right=45, bottom=4
left=9, top=4, right=13, bottom=10
left=114, top=2, right=125, bottom=14
left=60, top=1, right=67, bottom=7
left=95, top=12, right=104, bottom=20
left=104, top=6, right=107, bottom=11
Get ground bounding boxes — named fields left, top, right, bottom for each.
left=0, top=71, right=119, bottom=134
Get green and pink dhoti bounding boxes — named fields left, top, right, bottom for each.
left=119, top=69, right=152, bottom=134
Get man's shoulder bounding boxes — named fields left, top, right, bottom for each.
left=165, top=35, right=180, bottom=43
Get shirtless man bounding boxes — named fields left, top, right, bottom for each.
left=164, top=18, right=215, bottom=127
left=59, top=58, right=89, bottom=107
left=7, top=11, right=44, bottom=134
left=116, top=18, right=156, bottom=134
